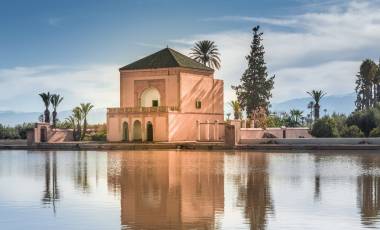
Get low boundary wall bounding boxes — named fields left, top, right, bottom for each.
left=240, top=138, right=380, bottom=145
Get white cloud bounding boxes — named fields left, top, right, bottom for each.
left=0, top=65, right=119, bottom=112
left=170, top=0, right=380, bottom=107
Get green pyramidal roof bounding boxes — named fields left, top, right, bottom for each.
left=120, top=48, right=214, bottom=72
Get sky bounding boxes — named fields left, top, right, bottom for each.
left=1, top=0, right=380, bottom=113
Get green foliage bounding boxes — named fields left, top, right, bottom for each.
left=50, top=94, right=64, bottom=128
left=307, top=90, right=326, bottom=119
left=232, top=26, right=275, bottom=118
left=330, top=113, right=347, bottom=134
left=355, top=59, right=380, bottom=111
left=229, top=100, right=241, bottom=120
left=311, top=117, right=339, bottom=137
left=266, top=115, right=283, bottom=128
left=89, top=131, right=107, bottom=141
left=190, top=40, right=221, bottom=70
left=39, top=92, right=52, bottom=123
left=0, top=123, right=34, bottom=139
left=370, top=127, right=380, bottom=137
left=340, top=125, right=364, bottom=138
left=346, top=109, right=378, bottom=137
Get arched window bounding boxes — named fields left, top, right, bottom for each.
left=141, top=88, right=160, bottom=107
left=133, top=120, right=142, bottom=142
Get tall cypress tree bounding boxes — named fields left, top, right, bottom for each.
left=232, top=26, right=275, bottom=118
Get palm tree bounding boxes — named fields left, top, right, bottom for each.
left=50, top=94, right=64, bottom=128
left=307, top=90, right=327, bottom=120
left=190, top=40, right=221, bottom=70
left=79, top=103, right=94, bottom=140
left=290, top=109, right=303, bottom=125
left=73, top=107, right=82, bottom=141
left=65, top=115, right=76, bottom=139
left=307, top=101, right=314, bottom=121
left=229, top=100, right=241, bottom=120
left=39, top=92, right=51, bottom=123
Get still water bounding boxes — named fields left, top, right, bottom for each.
left=0, top=150, right=380, bottom=229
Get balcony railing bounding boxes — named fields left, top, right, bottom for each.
left=107, top=106, right=179, bottom=113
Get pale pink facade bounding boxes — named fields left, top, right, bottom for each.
left=107, top=50, right=224, bottom=142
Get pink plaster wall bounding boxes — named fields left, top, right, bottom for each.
left=240, top=127, right=311, bottom=140
left=179, top=72, right=223, bottom=114
left=120, top=69, right=180, bottom=108
left=168, top=113, right=224, bottom=142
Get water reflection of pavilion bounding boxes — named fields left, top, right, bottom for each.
left=107, top=151, right=225, bottom=229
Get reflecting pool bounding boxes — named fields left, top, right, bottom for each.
left=1, top=150, right=380, bottom=229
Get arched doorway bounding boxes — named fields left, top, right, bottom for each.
left=133, top=120, right=142, bottom=142
left=122, top=122, right=129, bottom=141
left=40, top=127, right=47, bottom=143
left=140, top=87, right=160, bottom=107
left=146, top=121, right=153, bottom=142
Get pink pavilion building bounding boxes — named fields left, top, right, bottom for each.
left=107, top=48, right=224, bottom=142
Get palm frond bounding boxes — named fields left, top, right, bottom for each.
left=190, top=40, right=221, bottom=70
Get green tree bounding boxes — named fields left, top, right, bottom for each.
left=65, top=115, right=76, bottom=140
left=311, top=117, right=339, bottom=137
left=190, top=40, right=221, bottom=70
left=290, top=109, right=303, bottom=126
left=346, top=109, right=378, bottom=137
left=340, top=125, right=364, bottom=137
left=39, top=92, right=51, bottom=123
left=50, top=94, right=64, bottom=128
left=73, top=107, right=83, bottom=141
left=307, top=90, right=326, bottom=120
left=79, top=103, right=94, bottom=140
left=355, top=59, right=379, bottom=110
left=232, top=26, right=275, bottom=118
left=229, top=100, right=241, bottom=120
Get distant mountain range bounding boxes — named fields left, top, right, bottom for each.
left=0, top=108, right=107, bottom=126
left=0, top=93, right=356, bottom=126
left=271, top=92, right=355, bottom=115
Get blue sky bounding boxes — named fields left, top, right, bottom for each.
left=1, top=0, right=380, bottom=113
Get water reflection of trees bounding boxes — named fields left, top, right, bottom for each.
left=237, top=153, right=273, bottom=230
left=357, top=154, right=380, bottom=226
left=72, top=151, right=90, bottom=193
left=42, top=151, right=60, bottom=214
left=107, top=151, right=224, bottom=230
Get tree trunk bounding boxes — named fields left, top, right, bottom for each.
left=76, top=123, right=81, bottom=141
left=52, top=110, right=57, bottom=128
left=314, top=104, right=320, bottom=120
left=81, top=119, right=87, bottom=141
left=44, top=109, right=50, bottom=123
left=234, top=112, right=239, bottom=120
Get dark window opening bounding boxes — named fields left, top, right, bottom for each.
left=152, top=100, right=159, bottom=107
left=195, top=100, right=202, bottom=109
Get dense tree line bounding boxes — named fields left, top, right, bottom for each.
left=0, top=123, right=34, bottom=139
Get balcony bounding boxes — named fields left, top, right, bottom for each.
left=107, top=106, right=179, bottom=114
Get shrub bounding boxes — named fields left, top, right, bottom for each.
left=369, top=127, right=380, bottom=137
left=340, top=125, right=364, bottom=137
left=311, top=117, right=339, bottom=137
left=346, top=110, right=377, bottom=137
left=331, top=113, right=347, bottom=135
left=90, top=131, right=107, bottom=141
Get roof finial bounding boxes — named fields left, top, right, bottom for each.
left=167, top=45, right=169, bottom=48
